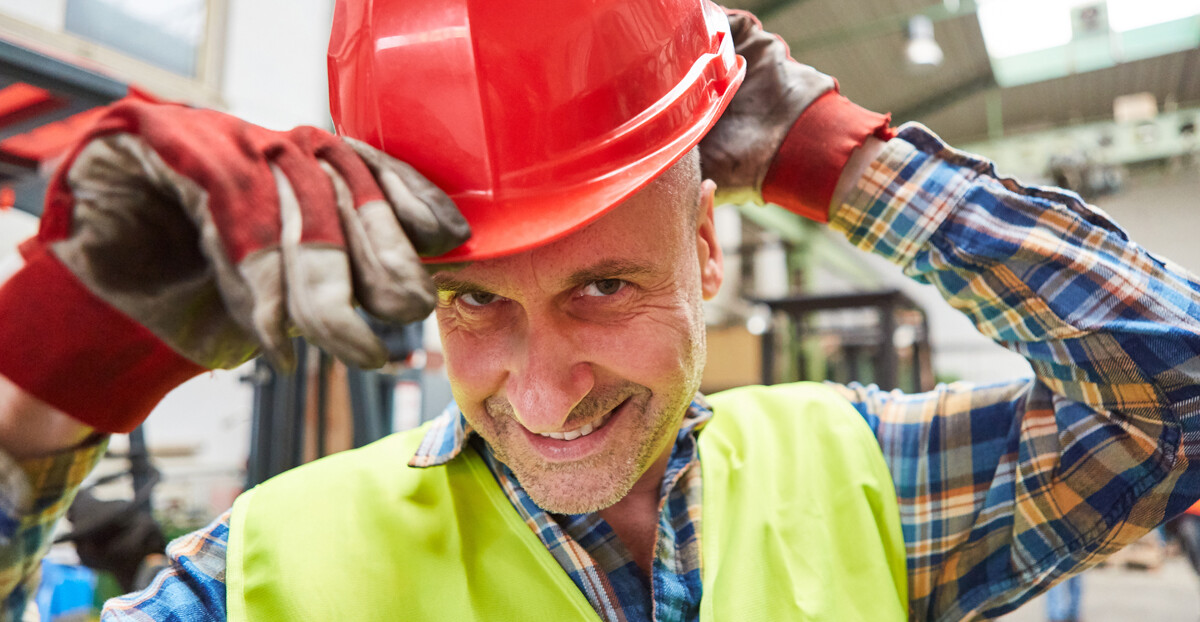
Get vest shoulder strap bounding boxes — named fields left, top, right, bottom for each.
left=699, top=382, right=908, bottom=622
left=227, top=424, right=597, bottom=622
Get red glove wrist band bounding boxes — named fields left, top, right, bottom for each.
left=0, top=242, right=206, bottom=434
left=761, top=90, right=895, bottom=223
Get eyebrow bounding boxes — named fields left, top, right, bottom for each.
left=432, top=273, right=488, bottom=294
left=431, top=259, right=655, bottom=294
left=563, top=259, right=654, bottom=288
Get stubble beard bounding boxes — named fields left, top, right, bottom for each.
left=479, top=337, right=707, bottom=514
left=476, top=384, right=683, bottom=514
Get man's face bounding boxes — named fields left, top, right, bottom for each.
left=432, top=153, right=723, bottom=514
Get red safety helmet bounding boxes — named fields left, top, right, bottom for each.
left=328, top=0, right=745, bottom=263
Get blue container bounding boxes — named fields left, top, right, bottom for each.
left=35, top=560, right=97, bottom=621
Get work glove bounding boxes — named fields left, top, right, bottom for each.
left=700, top=9, right=893, bottom=222
left=0, top=100, right=469, bottom=434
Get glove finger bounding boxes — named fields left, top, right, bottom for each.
left=270, top=160, right=388, bottom=369
left=724, top=9, right=763, bottom=45
left=197, top=154, right=296, bottom=369
left=234, top=245, right=295, bottom=370
left=292, top=127, right=387, bottom=210
left=283, top=128, right=436, bottom=322
left=342, top=137, right=471, bottom=257
left=320, top=160, right=437, bottom=325
left=270, top=138, right=347, bottom=250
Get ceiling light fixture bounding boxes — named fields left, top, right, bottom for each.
left=905, top=15, right=944, bottom=70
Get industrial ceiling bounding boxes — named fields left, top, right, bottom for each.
left=726, top=0, right=1200, bottom=145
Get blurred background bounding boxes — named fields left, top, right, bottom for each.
left=0, top=0, right=1196, bottom=619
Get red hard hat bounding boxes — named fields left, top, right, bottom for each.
left=328, top=0, right=745, bottom=263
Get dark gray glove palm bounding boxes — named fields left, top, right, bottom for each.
left=699, top=9, right=836, bottom=204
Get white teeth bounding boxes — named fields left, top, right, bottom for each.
left=538, top=409, right=613, bottom=440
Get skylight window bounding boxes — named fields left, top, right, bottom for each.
left=977, top=0, right=1076, bottom=58
left=1107, top=0, right=1200, bottom=32
left=978, top=0, right=1200, bottom=57
left=977, top=0, right=1200, bottom=86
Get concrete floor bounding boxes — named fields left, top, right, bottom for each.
left=1000, top=556, right=1200, bottom=622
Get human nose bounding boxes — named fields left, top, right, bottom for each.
left=504, top=314, right=594, bottom=432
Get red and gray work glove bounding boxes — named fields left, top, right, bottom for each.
left=0, top=100, right=469, bottom=434
left=700, top=9, right=895, bottom=222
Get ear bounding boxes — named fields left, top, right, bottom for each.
left=696, top=179, right=723, bottom=301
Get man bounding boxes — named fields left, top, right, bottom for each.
left=2, top=1, right=1199, bottom=620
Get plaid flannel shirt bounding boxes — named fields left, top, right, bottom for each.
left=3, top=123, right=1199, bottom=622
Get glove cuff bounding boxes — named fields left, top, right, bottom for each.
left=0, top=242, right=207, bottom=434
left=761, top=91, right=894, bottom=223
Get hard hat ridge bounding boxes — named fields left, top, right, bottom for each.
left=329, top=0, right=745, bottom=263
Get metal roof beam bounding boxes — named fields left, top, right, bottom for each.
left=754, top=0, right=819, bottom=24
left=0, top=148, right=36, bottom=180
left=0, top=39, right=126, bottom=106
left=787, top=0, right=981, bottom=56
left=894, top=71, right=996, bottom=123
left=0, top=96, right=97, bottom=142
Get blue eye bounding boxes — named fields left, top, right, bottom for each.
left=582, top=279, right=626, bottom=297
left=460, top=291, right=501, bottom=306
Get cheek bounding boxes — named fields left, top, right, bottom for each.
left=586, top=305, right=703, bottom=386
left=438, top=313, right=510, bottom=407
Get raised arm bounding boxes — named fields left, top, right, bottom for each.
left=0, top=99, right=468, bottom=619
left=827, top=126, right=1200, bottom=619
left=701, top=9, right=1200, bottom=621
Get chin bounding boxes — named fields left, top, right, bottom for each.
left=513, top=457, right=641, bottom=514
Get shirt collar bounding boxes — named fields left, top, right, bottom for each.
left=409, top=394, right=714, bottom=468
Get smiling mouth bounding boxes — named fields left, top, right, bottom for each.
left=535, top=398, right=627, bottom=441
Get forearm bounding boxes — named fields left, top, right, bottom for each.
left=102, top=510, right=231, bottom=621
left=829, top=124, right=1200, bottom=619
left=0, top=434, right=107, bottom=619
left=0, top=249, right=100, bottom=459
left=0, top=356, right=224, bottom=621
left=830, top=136, right=886, bottom=212
left=0, top=375, right=96, bottom=460
left=0, top=252, right=113, bottom=616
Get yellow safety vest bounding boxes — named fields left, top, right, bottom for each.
left=227, top=382, right=908, bottom=621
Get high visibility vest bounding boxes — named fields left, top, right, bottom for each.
left=227, top=382, right=908, bottom=621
